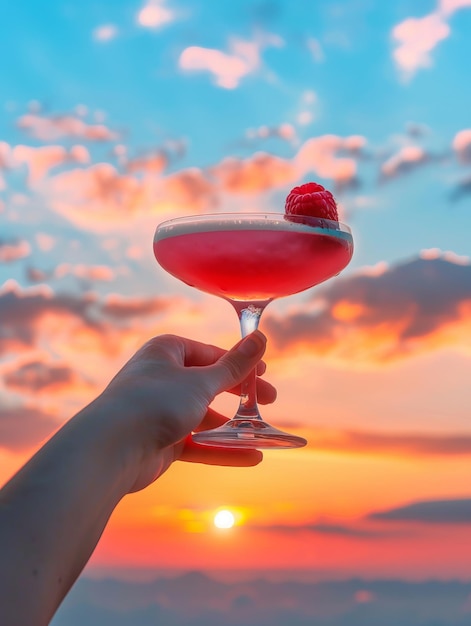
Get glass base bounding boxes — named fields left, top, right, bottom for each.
left=192, top=419, right=307, bottom=449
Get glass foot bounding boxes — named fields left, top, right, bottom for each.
left=192, top=419, right=307, bottom=449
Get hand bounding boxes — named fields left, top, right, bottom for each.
left=101, top=330, right=276, bottom=492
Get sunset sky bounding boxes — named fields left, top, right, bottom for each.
left=1, top=0, right=471, bottom=623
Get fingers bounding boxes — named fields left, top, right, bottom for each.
left=178, top=436, right=263, bottom=467
left=140, top=334, right=268, bottom=374
left=205, top=331, right=268, bottom=397
left=225, top=377, right=277, bottom=404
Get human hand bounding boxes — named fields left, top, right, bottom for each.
left=101, top=331, right=275, bottom=492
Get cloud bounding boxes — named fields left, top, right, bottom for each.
left=0, top=239, right=31, bottom=263
left=0, top=141, right=12, bottom=169
left=179, top=45, right=257, bottom=89
left=450, top=173, right=471, bottom=201
left=157, top=167, right=218, bottom=212
left=295, top=135, right=365, bottom=188
left=7, top=130, right=364, bottom=228
left=179, top=34, right=282, bottom=89
left=210, top=134, right=365, bottom=195
left=47, top=163, right=145, bottom=227
left=211, top=153, right=296, bottom=193
left=369, top=497, right=471, bottom=524
left=136, top=0, right=176, bottom=29
left=0, top=281, right=177, bottom=357
left=452, top=129, right=471, bottom=163
left=250, top=520, right=391, bottom=538
left=391, top=0, right=471, bottom=80
left=54, top=572, right=471, bottom=626
left=307, top=427, right=471, bottom=458
left=16, top=113, right=119, bottom=142
left=0, top=403, right=58, bottom=451
left=244, top=123, right=298, bottom=145
left=392, top=13, right=450, bottom=79
left=379, top=145, right=433, bottom=180
left=93, top=24, right=119, bottom=42
left=3, top=360, right=87, bottom=394
left=125, top=152, right=168, bottom=176
left=12, top=144, right=90, bottom=185
left=264, top=252, right=471, bottom=364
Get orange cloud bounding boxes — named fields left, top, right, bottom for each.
left=47, top=163, right=145, bottom=227
left=125, top=152, right=168, bottom=176
left=306, top=427, right=471, bottom=458
left=211, top=153, right=296, bottom=193
left=265, top=253, right=471, bottom=365
left=12, top=144, right=90, bottom=185
left=0, top=281, right=179, bottom=358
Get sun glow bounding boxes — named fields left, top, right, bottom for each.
left=214, top=509, right=235, bottom=529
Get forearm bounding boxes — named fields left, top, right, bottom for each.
left=0, top=395, right=141, bottom=626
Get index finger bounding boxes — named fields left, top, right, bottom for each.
left=159, top=335, right=267, bottom=375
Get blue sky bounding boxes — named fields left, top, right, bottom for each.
left=1, top=1, right=471, bottom=624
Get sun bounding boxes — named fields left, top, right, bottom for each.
left=213, top=509, right=235, bottom=529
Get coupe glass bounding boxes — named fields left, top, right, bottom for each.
left=154, top=212, right=353, bottom=449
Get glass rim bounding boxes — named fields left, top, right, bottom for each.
left=155, top=212, right=352, bottom=235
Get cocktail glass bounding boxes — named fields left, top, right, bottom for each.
left=154, top=212, right=353, bottom=449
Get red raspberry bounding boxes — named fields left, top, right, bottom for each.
left=285, top=182, right=338, bottom=222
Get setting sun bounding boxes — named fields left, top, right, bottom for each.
left=214, top=510, right=235, bottom=529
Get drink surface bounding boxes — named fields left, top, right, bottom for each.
left=154, top=219, right=353, bottom=301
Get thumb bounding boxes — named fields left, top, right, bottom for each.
left=207, top=330, right=267, bottom=395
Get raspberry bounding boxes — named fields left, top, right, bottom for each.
left=285, top=182, right=338, bottom=222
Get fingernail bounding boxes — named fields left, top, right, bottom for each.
left=237, top=331, right=265, bottom=357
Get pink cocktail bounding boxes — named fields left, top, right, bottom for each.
left=154, top=213, right=353, bottom=448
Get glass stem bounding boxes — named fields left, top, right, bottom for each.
left=231, top=302, right=267, bottom=420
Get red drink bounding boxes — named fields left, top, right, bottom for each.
left=154, top=218, right=353, bottom=302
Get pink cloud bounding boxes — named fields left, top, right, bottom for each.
left=0, top=141, right=12, bottom=169
left=452, top=129, right=471, bottom=163
left=245, top=123, right=297, bottom=144
left=137, top=0, right=175, bottom=28
left=380, top=145, right=430, bottom=179
left=179, top=46, right=255, bottom=89
left=392, top=13, right=450, bottom=78
left=295, top=135, right=365, bottom=187
left=0, top=239, right=31, bottom=263
left=93, top=24, right=119, bottom=42
left=438, top=0, right=471, bottom=16
left=391, top=1, right=471, bottom=79
left=17, top=113, right=119, bottom=142
left=178, top=34, right=280, bottom=89
left=54, top=263, right=115, bottom=282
